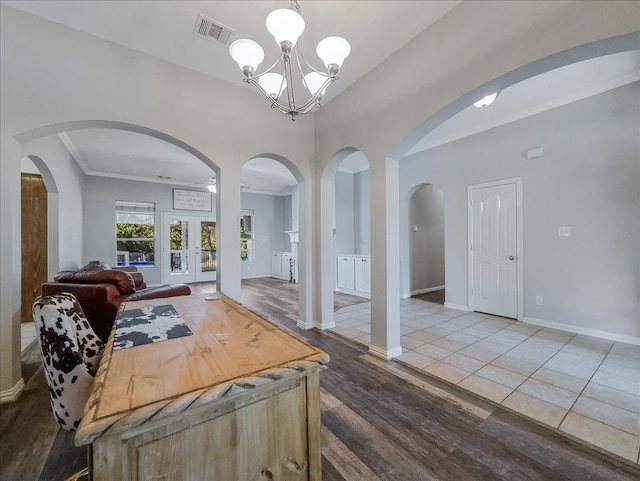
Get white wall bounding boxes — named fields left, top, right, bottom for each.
left=399, top=83, right=640, bottom=339
left=24, top=136, right=85, bottom=272
left=408, top=185, right=445, bottom=295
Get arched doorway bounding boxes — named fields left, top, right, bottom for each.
left=404, top=183, right=445, bottom=302
left=318, top=148, right=371, bottom=333
left=239, top=153, right=313, bottom=329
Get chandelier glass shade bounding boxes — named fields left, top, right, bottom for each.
left=229, top=1, right=350, bottom=120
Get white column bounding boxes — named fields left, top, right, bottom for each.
left=368, top=157, right=402, bottom=359
left=216, top=166, right=241, bottom=301
left=297, top=181, right=314, bottom=330
left=317, top=176, right=336, bottom=330
left=0, top=136, right=24, bottom=403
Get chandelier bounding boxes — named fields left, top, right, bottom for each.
left=229, top=0, right=350, bottom=120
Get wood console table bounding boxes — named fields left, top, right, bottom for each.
left=76, top=293, right=328, bottom=481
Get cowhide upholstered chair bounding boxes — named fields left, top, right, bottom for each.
left=32, top=292, right=106, bottom=481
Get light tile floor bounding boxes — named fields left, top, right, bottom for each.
left=331, top=298, right=640, bottom=464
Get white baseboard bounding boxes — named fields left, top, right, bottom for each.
left=368, top=344, right=403, bottom=360
left=523, top=316, right=640, bottom=346
left=0, top=378, right=24, bottom=404
left=296, top=319, right=314, bottom=330
left=444, top=302, right=469, bottom=312
left=410, top=285, right=445, bottom=296
left=318, top=320, right=336, bottom=330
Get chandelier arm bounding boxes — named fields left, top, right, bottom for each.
left=294, top=44, right=328, bottom=75
left=252, top=54, right=285, bottom=78
left=296, top=77, right=335, bottom=112
left=244, top=78, right=294, bottom=115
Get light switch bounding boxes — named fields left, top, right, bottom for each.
left=558, top=226, right=571, bottom=237
left=412, top=225, right=418, bottom=232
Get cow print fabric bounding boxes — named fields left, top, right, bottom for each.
left=32, top=293, right=105, bottom=431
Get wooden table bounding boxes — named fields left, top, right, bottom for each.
left=76, top=293, right=329, bottom=481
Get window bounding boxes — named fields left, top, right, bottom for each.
left=115, top=201, right=156, bottom=267
left=240, top=210, right=254, bottom=262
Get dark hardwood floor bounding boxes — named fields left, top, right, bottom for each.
left=412, top=288, right=445, bottom=304
left=2, top=277, right=638, bottom=480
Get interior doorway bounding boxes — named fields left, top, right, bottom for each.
left=162, top=214, right=217, bottom=284
left=21, top=173, right=48, bottom=322
left=468, top=178, right=522, bottom=319
left=407, top=184, right=445, bottom=302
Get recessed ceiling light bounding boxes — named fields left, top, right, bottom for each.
left=473, top=92, right=499, bottom=108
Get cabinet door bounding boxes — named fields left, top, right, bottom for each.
left=272, top=252, right=282, bottom=276
left=281, top=254, right=292, bottom=280
left=336, top=257, right=355, bottom=290
left=354, top=258, right=371, bottom=293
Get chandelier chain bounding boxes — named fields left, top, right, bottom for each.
left=290, top=0, right=302, bottom=15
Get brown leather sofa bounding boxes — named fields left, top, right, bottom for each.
left=41, top=262, right=191, bottom=342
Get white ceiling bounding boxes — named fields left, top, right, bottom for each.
left=7, top=1, right=639, bottom=195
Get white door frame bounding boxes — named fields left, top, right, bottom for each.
left=467, top=177, right=523, bottom=320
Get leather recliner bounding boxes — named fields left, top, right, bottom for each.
left=41, top=263, right=191, bottom=343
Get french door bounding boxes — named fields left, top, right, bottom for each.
left=162, top=214, right=217, bottom=284
left=468, top=179, right=522, bottom=319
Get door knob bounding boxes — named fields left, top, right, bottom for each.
left=509, top=256, right=515, bottom=260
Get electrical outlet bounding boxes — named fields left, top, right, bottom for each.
left=558, top=226, right=571, bottom=237
left=535, top=296, right=543, bottom=305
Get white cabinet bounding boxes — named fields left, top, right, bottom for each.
left=271, top=251, right=293, bottom=280
left=337, top=256, right=355, bottom=291
left=354, top=257, right=371, bottom=294
left=281, top=253, right=293, bottom=280
left=272, top=252, right=282, bottom=276
left=336, top=255, right=370, bottom=298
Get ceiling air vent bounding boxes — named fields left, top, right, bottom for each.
left=193, top=14, right=234, bottom=46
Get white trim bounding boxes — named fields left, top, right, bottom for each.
left=444, top=302, right=469, bottom=312
left=410, top=285, right=445, bottom=296
left=296, top=319, right=314, bottom=330
left=467, top=177, right=523, bottom=321
left=317, top=319, right=336, bottom=330
left=523, top=317, right=640, bottom=346
left=368, top=344, right=403, bottom=360
left=0, top=378, right=24, bottom=404
left=58, top=132, right=90, bottom=174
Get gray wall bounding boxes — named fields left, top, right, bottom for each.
left=354, top=170, right=371, bottom=255
left=409, top=184, right=445, bottom=293
left=399, top=82, right=640, bottom=338
left=335, top=170, right=371, bottom=255
left=241, top=192, right=289, bottom=279
left=334, top=171, right=355, bottom=254
left=83, top=177, right=291, bottom=283
left=83, top=177, right=216, bottom=285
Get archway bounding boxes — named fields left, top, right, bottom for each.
left=238, top=153, right=314, bottom=328
left=402, top=183, right=445, bottom=302
left=318, top=147, right=371, bottom=336
left=2, top=120, right=226, bottom=403
left=389, top=40, right=639, bottom=344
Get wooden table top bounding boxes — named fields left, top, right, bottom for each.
left=87, top=293, right=326, bottom=424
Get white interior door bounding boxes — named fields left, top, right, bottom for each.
left=163, top=215, right=216, bottom=284
left=470, top=181, right=519, bottom=318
